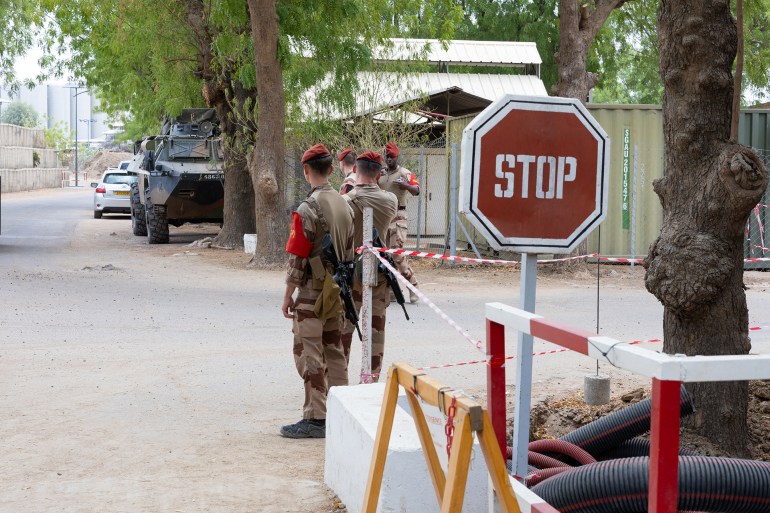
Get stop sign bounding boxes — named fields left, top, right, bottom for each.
left=460, top=95, right=610, bottom=254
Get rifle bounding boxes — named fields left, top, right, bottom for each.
left=373, top=233, right=410, bottom=321
left=322, top=235, right=362, bottom=340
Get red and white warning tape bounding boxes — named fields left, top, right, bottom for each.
left=364, top=247, right=770, bottom=266
left=362, top=246, right=485, bottom=354
left=416, top=338, right=664, bottom=371
left=364, top=247, right=595, bottom=266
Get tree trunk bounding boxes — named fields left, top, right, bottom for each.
left=552, top=0, right=627, bottom=100
left=206, top=80, right=257, bottom=249
left=647, top=0, right=768, bottom=456
left=184, top=0, right=256, bottom=249
left=247, top=0, right=288, bottom=265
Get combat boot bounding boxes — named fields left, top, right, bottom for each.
left=409, top=280, right=419, bottom=303
left=279, top=419, right=326, bottom=439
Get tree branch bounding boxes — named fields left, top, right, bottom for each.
left=585, top=0, right=632, bottom=43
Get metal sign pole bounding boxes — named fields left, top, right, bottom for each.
left=449, top=143, right=459, bottom=266
left=416, top=148, right=425, bottom=251
left=360, top=207, right=374, bottom=384
left=512, top=253, right=537, bottom=480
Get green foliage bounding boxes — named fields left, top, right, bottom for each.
left=44, top=120, right=74, bottom=151
left=0, top=100, right=40, bottom=127
left=0, top=0, right=40, bottom=91
left=591, top=0, right=663, bottom=104
left=591, top=0, right=770, bottom=105
left=743, top=0, right=770, bottom=103
left=454, top=0, right=559, bottom=92
left=40, top=0, right=204, bottom=136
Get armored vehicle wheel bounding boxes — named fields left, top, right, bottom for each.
left=145, top=191, right=169, bottom=244
left=130, top=183, right=147, bottom=236
left=93, top=210, right=102, bottom=219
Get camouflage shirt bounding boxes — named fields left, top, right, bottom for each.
left=378, top=165, right=419, bottom=208
left=344, top=184, right=398, bottom=248
left=286, top=183, right=354, bottom=287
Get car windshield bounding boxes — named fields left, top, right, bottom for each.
left=103, top=173, right=138, bottom=185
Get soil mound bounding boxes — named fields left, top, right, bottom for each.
left=83, top=150, right=133, bottom=178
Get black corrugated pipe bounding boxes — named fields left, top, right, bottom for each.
left=531, top=456, right=770, bottom=513
left=598, top=437, right=700, bottom=460
left=560, top=385, right=694, bottom=457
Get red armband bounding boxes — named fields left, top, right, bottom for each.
left=286, top=212, right=312, bottom=257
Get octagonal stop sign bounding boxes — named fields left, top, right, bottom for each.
left=460, top=95, right=610, bottom=254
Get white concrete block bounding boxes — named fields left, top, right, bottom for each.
left=325, top=383, right=489, bottom=513
left=243, top=234, right=257, bottom=254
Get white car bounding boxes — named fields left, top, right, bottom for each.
left=91, top=168, right=138, bottom=218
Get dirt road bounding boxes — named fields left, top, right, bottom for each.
left=1, top=188, right=768, bottom=512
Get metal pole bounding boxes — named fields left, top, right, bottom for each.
left=457, top=215, right=481, bottom=258
left=512, top=253, right=537, bottom=480
left=74, top=89, right=78, bottom=187
left=416, top=147, right=424, bottom=251
left=631, top=145, right=638, bottom=266
left=360, top=206, right=375, bottom=384
left=449, top=143, right=459, bottom=266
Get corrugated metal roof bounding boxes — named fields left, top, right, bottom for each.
left=355, top=72, right=547, bottom=118
left=373, top=39, right=542, bottom=67
left=299, top=72, right=547, bottom=120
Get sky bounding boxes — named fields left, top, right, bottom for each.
left=12, top=45, right=70, bottom=85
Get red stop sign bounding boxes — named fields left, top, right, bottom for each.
left=460, top=95, right=610, bottom=254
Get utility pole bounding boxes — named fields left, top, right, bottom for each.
left=65, top=84, right=89, bottom=187
left=79, top=118, right=96, bottom=142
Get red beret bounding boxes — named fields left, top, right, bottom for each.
left=301, top=143, right=331, bottom=164
left=385, top=142, right=399, bottom=157
left=357, top=151, right=382, bottom=165
left=338, top=148, right=354, bottom=161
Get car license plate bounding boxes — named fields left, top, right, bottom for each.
left=115, top=191, right=130, bottom=196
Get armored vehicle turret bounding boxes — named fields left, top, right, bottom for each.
left=129, top=108, right=224, bottom=244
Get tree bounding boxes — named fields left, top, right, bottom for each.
left=590, top=0, right=662, bottom=104
left=186, top=0, right=257, bottom=248
left=41, top=0, right=257, bottom=248
left=0, top=0, right=37, bottom=91
left=646, top=0, right=768, bottom=455
left=455, top=0, right=560, bottom=91
left=552, top=0, right=631, bottom=100
left=246, top=0, right=286, bottom=265
left=0, top=100, right=40, bottom=127
left=242, top=0, right=462, bottom=264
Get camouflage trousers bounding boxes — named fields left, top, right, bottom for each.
left=292, top=287, right=348, bottom=420
left=388, top=210, right=418, bottom=286
left=340, top=276, right=390, bottom=382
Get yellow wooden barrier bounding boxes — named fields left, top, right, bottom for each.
left=362, top=362, right=522, bottom=513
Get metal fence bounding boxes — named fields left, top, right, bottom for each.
left=746, top=148, right=770, bottom=269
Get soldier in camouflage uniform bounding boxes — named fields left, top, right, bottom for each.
left=338, top=148, right=357, bottom=195
left=378, top=142, right=420, bottom=303
left=281, top=143, right=355, bottom=439
left=340, top=151, right=398, bottom=381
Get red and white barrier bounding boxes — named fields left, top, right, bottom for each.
left=485, top=302, right=770, bottom=513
